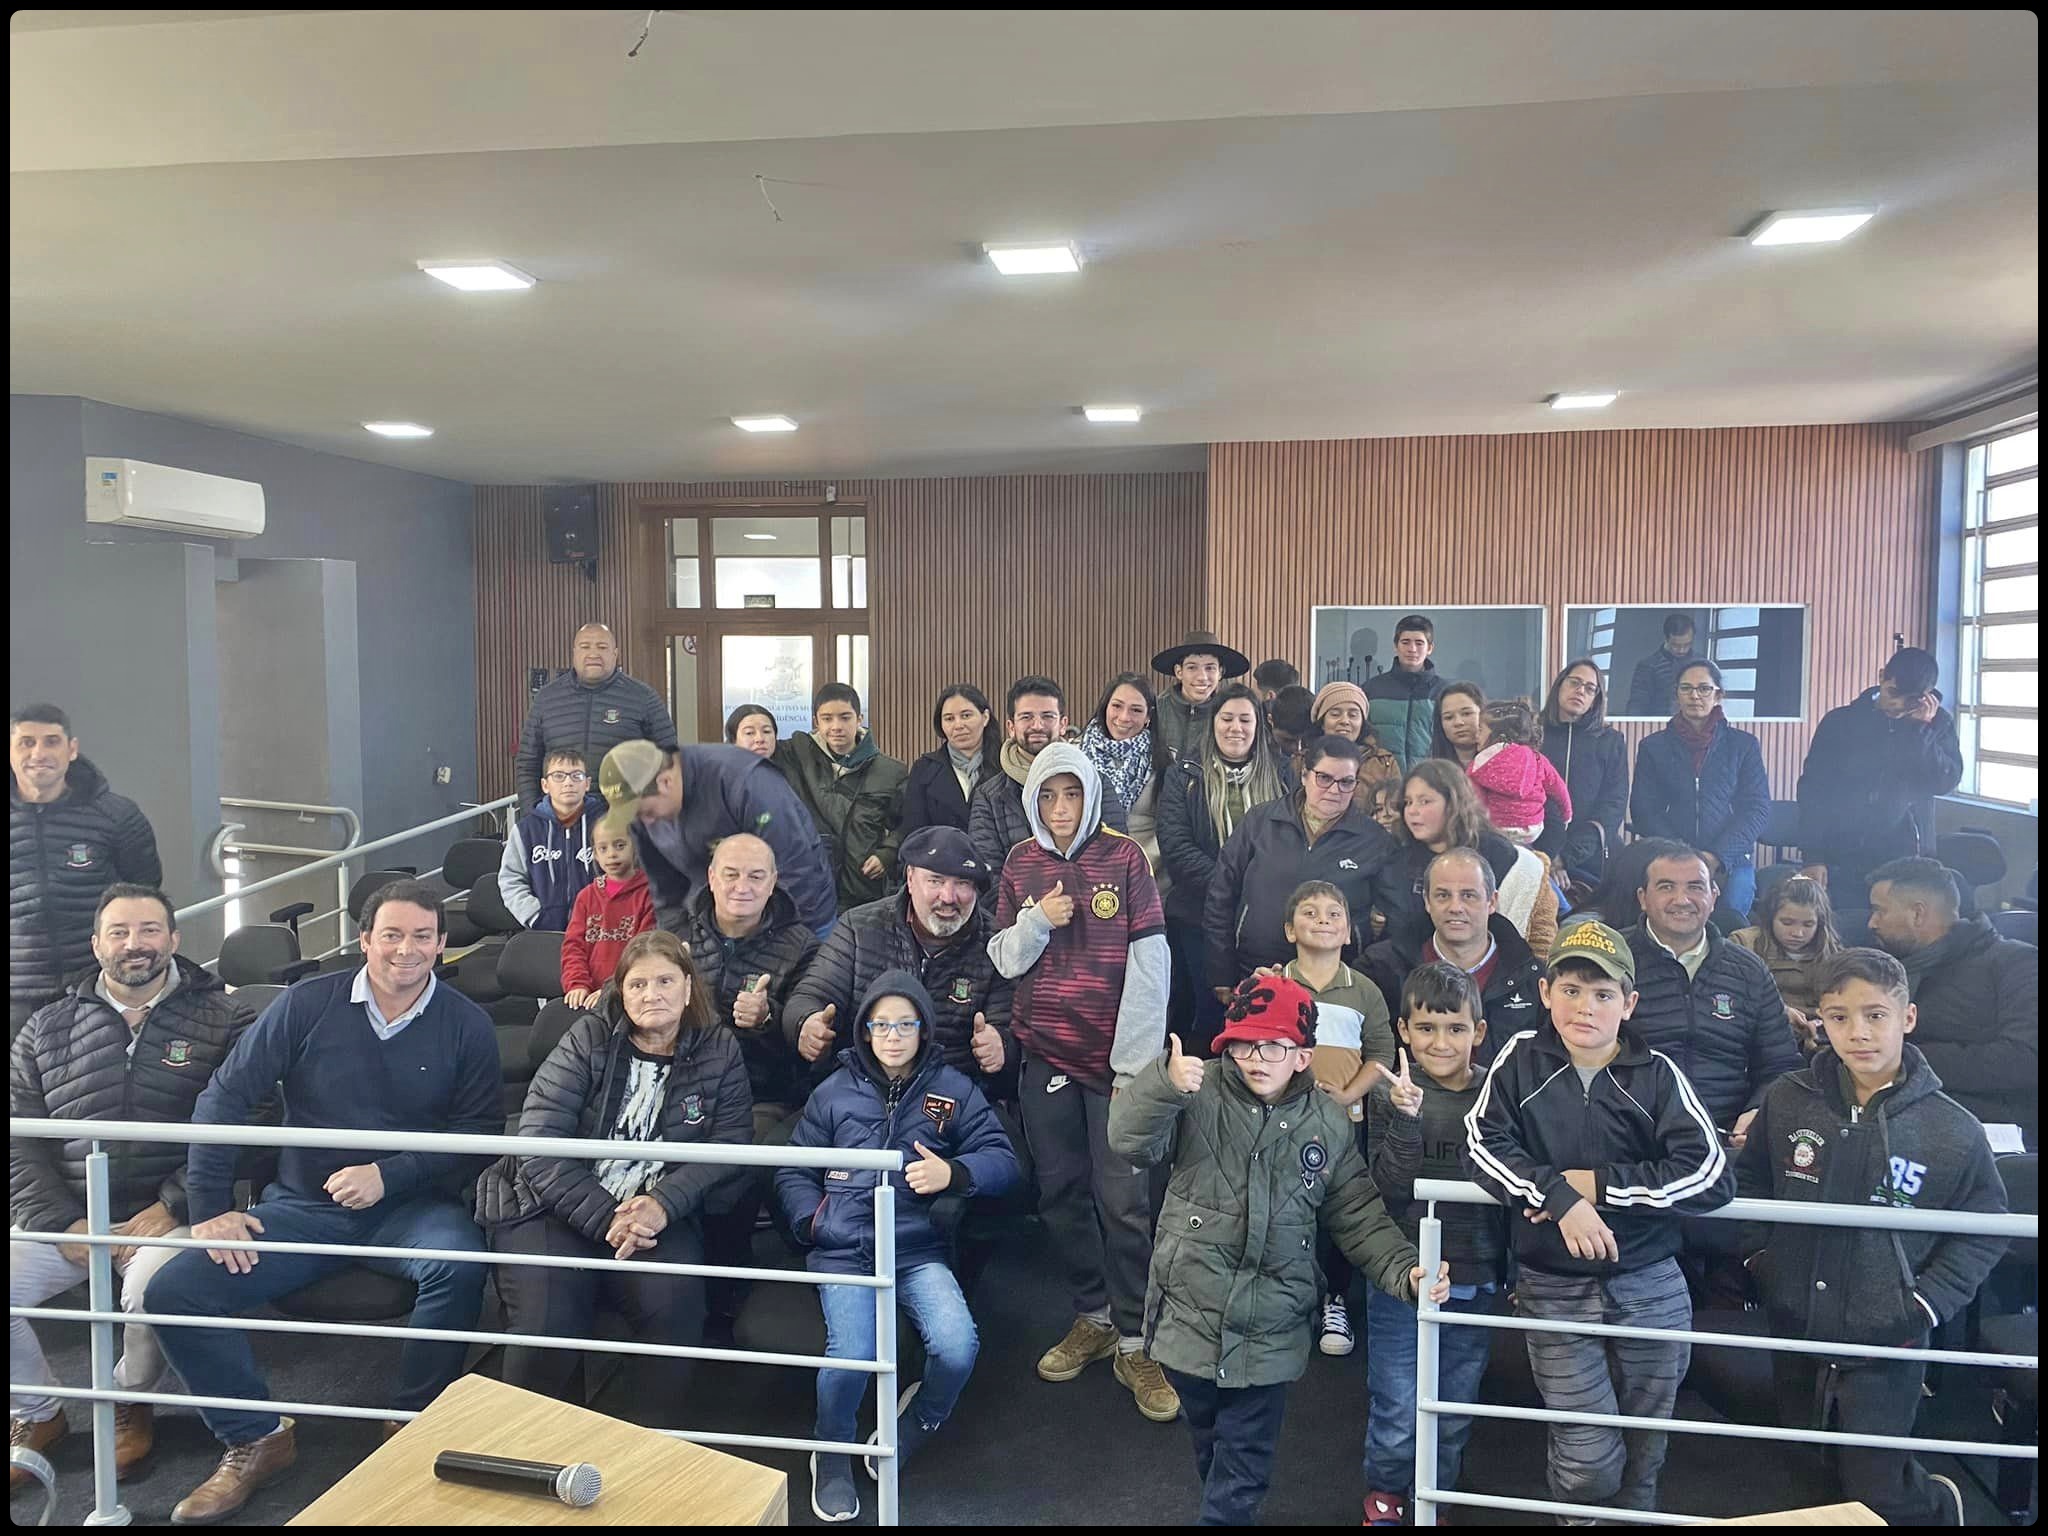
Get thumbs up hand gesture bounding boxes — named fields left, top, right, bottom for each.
left=970, top=1011, right=1005, bottom=1073
left=1389, top=1048, right=1424, bottom=1118
left=1038, top=881, right=1075, bottom=929
left=1166, top=1033, right=1205, bottom=1095
left=905, top=1140, right=953, bottom=1196
left=733, top=973, right=772, bottom=1030
left=799, top=1003, right=837, bottom=1062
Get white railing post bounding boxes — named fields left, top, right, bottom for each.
left=873, top=1179, right=899, bottom=1527
left=1414, top=1212, right=1443, bottom=1528
left=81, top=1146, right=130, bottom=1527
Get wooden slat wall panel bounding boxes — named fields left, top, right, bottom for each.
left=475, top=473, right=1207, bottom=795
left=1205, top=425, right=1941, bottom=794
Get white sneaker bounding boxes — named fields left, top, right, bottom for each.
left=1318, top=1296, right=1355, bottom=1356
left=1929, top=1471, right=1965, bottom=1525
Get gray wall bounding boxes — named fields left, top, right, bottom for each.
left=10, top=394, right=478, bottom=928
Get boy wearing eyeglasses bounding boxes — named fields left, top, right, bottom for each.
left=776, top=969, right=1020, bottom=1524
left=1108, top=973, right=1449, bottom=1526
left=497, top=748, right=604, bottom=931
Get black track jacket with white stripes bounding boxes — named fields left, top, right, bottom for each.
left=1465, top=1020, right=1735, bottom=1277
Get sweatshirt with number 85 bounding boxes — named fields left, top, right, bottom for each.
left=988, top=744, right=1170, bottom=1093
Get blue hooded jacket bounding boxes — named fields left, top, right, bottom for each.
left=774, top=969, right=1020, bottom=1276
left=499, top=790, right=605, bottom=931
left=1629, top=719, right=1771, bottom=877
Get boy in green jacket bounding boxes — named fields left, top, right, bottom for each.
left=1109, top=974, right=1450, bottom=1525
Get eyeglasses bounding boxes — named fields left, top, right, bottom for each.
left=1224, top=1040, right=1294, bottom=1063
left=1559, top=678, right=1599, bottom=694
left=1675, top=684, right=1719, bottom=698
left=866, top=1019, right=923, bottom=1038
left=1308, top=770, right=1360, bottom=793
left=544, top=770, right=591, bottom=785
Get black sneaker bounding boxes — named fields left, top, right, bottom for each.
left=810, top=1452, right=859, bottom=1523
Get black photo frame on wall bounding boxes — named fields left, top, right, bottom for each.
left=1565, top=604, right=1810, bottom=721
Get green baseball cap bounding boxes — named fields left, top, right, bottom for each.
left=597, top=739, right=667, bottom=822
left=1548, top=918, right=1637, bottom=986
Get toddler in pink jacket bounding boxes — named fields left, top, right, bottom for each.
left=1468, top=699, right=1572, bottom=845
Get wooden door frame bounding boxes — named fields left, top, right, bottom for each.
left=628, top=495, right=872, bottom=743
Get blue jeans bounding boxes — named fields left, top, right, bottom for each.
left=144, top=1185, right=486, bottom=1446
left=815, top=1262, right=977, bottom=1443
left=1720, top=862, right=1757, bottom=924
left=1364, top=1283, right=1498, bottom=1496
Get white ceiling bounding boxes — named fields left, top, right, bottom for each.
left=9, top=9, right=2039, bottom=484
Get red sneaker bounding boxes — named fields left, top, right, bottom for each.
left=1364, top=1490, right=1408, bottom=1526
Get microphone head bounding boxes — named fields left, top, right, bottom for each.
left=555, top=1462, right=602, bottom=1508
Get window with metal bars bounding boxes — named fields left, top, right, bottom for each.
left=1959, top=425, right=2038, bottom=807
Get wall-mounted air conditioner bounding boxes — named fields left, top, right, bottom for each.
left=84, top=458, right=266, bottom=539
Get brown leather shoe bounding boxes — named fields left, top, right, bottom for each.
left=9, top=1414, right=69, bottom=1489
left=113, top=1401, right=154, bottom=1479
left=170, top=1419, right=296, bottom=1525
left=380, top=1419, right=406, bottom=1443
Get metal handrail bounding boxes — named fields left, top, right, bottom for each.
left=11, top=1118, right=905, bottom=1527
left=1410, top=1178, right=2039, bottom=1526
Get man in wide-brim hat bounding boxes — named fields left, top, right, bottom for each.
left=1150, top=630, right=1252, bottom=766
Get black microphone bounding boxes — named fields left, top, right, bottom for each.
left=431, top=1450, right=602, bottom=1507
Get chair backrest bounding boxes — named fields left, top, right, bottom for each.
left=1760, top=799, right=1802, bottom=851
left=215, top=924, right=300, bottom=987
left=1937, top=831, right=2008, bottom=894
left=466, top=872, right=523, bottom=936
left=1990, top=908, right=2039, bottom=946
left=497, top=928, right=566, bottom=1000
left=1996, top=1152, right=2037, bottom=1273
left=227, top=982, right=287, bottom=1017
left=347, top=869, right=419, bottom=924
left=528, top=998, right=584, bottom=1076
left=441, top=837, right=505, bottom=893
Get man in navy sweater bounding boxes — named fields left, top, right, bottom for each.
left=145, top=881, right=501, bottom=1525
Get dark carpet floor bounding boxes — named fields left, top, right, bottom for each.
left=15, top=1222, right=2034, bottom=1526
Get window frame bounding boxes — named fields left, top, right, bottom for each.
left=1957, top=424, right=2039, bottom=808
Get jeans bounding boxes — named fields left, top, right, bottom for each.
left=1163, top=1367, right=1289, bottom=1526
left=1720, top=863, right=1757, bottom=924
left=1363, top=1283, right=1499, bottom=1496
left=1517, top=1258, right=1692, bottom=1513
left=815, top=1262, right=977, bottom=1444
left=1771, top=1344, right=1956, bottom=1527
left=145, top=1185, right=487, bottom=1445
left=10, top=1229, right=189, bottom=1419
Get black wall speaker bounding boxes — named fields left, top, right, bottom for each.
left=544, top=487, right=600, bottom=564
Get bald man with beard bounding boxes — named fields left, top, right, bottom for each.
left=513, top=622, right=679, bottom=812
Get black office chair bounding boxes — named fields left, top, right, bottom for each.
left=1939, top=831, right=2009, bottom=911
left=225, top=982, right=288, bottom=1017
left=1991, top=908, right=2040, bottom=945
left=214, top=924, right=317, bottom=988
left=466, top=873, right=524, bottom=937
left=439, top=838, right=506, bottom=949
left=1759, top=800, right=1803, bottom=865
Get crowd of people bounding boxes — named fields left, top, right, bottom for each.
left=7, top=611, right=2036, bottom=1527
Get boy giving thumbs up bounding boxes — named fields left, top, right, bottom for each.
left=987, top=745, right=1172, bottom=1420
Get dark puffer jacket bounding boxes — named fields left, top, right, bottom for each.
left=1361, top=913, right=1545, bottom=1062
left=10, top=757, right=163, bottom=1012
left=782, top=890, right=1014, bottom=1084
left=771, top=733, right=910, bottom=910
left=1736, top=1044, right=2008, bottom=1346
left=1537, top=720, right=1630, bottom=886
left=679, top=883, right=819, bottom=1108
left=899, top=748, right=1003, bottom=837
left=1896, top=914, right=2039, bottom=1141
left=1795, top=689, right=1963, bottom=880
left=775, top=971, right=1020, bottom=1276
left=476, top=1002, right=754, bottom=1238
left=1204, top=798, right=1400, bottom=982
left=10, top=957, right=254, bottom=1231
left=1630, top=720, right=1772, bottom=880
left=513, top=668, right=679, bottom=811
left=1364, top=663, right=1447, bottom=774
left=1624, top=647, right=1705, bottom=719
left=1156, top=757, right=1296, bottom=929
left=1623, top=922, right=1801, bottom=1127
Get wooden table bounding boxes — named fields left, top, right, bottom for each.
left=289, top=1374, right=788, bottom=1525
left=1710, top=1504, right=1884, bottom=1525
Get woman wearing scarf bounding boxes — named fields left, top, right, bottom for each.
left=1158, top=683, right=1292, bottom=1051
left=1630, top=658, right=1772, bottom=917
left=900, top=684, right=1004, bottom=836
left=1080, top=672, right=1171, bottom=884
left=1307, top=680, right=1401, bottom=805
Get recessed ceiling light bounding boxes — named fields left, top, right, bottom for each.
left=1548, top=392, right=1618, bottom=411
left=417, top=260, right=536, bottom=291
left=1746, top=209, right=1876, bottom=247
left=732, top=415, right=798, bottom=433
left=362, top=421, right=434, bottom=437
left=742, top=532, right=778, bottom=542
left=984, top=242, right=1082, bottom=276
left=1083, top=405, right=1143, bottom=423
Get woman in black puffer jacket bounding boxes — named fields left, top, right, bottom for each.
left=476, top=931, right=752, bottom=1415
left=1535, top=658, right=1630, bottom=890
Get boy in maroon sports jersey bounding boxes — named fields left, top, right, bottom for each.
left=988, top=742, right=1177, bottom=1421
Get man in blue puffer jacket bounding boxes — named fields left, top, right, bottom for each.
left=775, top=970, right=1019, bottom=1523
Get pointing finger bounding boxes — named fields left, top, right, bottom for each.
left=1397, top=1047, right=1410, bottom=1082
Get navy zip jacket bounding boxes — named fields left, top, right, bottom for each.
left=1204, top=797, right=1401, bottom=983
left=184, top=969, right=502, bottom=1223
left=1795, top=688, right=1963, bottom=879
left=1466, top=1018, right=1734, bottom=1276
left=1623, top=921, right=1801, bottom=1127
left=1629, top=720, right=1771, bottom=878
left=775, top=971, right=1019, bottom=1276
left=899, top=748, right=1003, bottom=838
left=514, top=668, right=678, bottom=812
left=1537, top=720, right=1630, bottom=886
left=1735, top=1044, right=2006, bottom=1345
